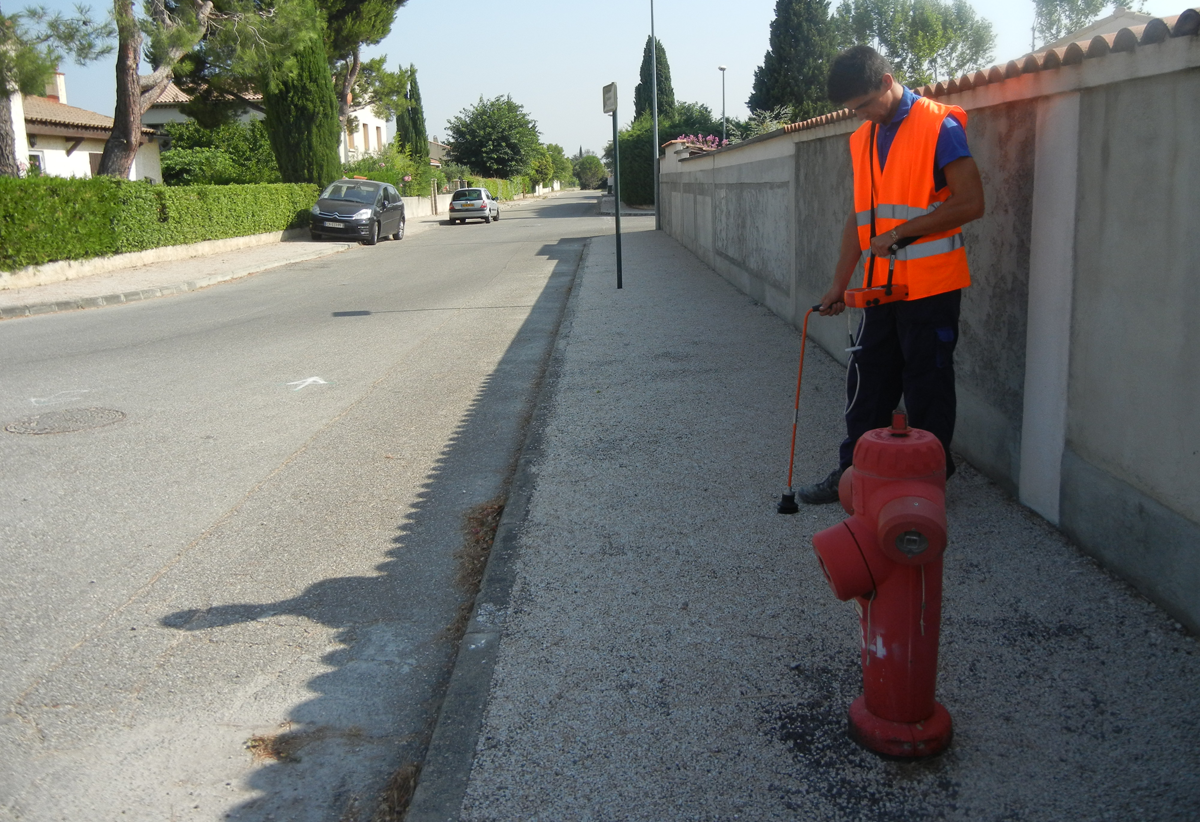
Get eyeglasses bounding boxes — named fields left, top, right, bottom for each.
left=848, top=85, right=890, bottom=115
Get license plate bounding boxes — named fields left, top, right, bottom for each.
left=324, top=221, right=345, bottom=228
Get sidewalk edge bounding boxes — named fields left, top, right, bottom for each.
left=404, top=238, right=590, bottom=822
left=0, top=243, right=355, bottom=321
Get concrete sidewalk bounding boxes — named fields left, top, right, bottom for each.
left=412, top=228, right=1199, bottom=820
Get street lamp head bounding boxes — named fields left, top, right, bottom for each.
left=719, top=65, right=727, bottom=72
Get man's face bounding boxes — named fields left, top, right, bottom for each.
left=844, top=75, right=898, bottom=124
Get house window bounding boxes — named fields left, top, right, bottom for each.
left=26, top=152, right=44, bottom=176
left=376, top=126, right=382, bottom=149
left=363, top=124, right=370, bottom=152
left=89, top=153, right=102, bottom=176
left=347, top=129, right=356, bottom=150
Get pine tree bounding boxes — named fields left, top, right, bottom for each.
left=633, top=36, right=675, bottom=120
left=748, top=0, right=836, bottom=121
left=263, top=37, right=342, bottom=187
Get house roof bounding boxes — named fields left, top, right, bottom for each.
left=23, top=95, right=156, bottom=136
left=149, top=81, right=264, bottom=108
left=772, top=7, right=1200, bottom=138
left=1041, top=7, right=1155, bottom=51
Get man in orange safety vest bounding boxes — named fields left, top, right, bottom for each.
left=798, top=45, right=985, bottom=505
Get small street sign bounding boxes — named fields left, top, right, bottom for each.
left=602, top=83, right=617, bottom=115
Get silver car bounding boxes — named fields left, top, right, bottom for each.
left=448, top=187, right=500, bottom=224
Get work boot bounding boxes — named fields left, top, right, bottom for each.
left=797, top=468, right=845, bottom=505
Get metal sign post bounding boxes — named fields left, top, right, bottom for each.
left=603, top=82, right=622, bottom=289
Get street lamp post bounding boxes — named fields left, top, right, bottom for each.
left=650, top=0, right=660, bottom=230
left=719, top=65, right=727, bottom=143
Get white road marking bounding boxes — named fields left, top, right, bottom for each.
left=31, top=389, right=94, bottom=406
left=287, top=377, right=328, bottom=391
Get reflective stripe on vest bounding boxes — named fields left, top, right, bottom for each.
left=855, top=202, right=941, bottom=226
left=860, top=232, right=964, bottom=265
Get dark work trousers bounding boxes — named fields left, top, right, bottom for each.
left=839, top=289, right=961, bottom=477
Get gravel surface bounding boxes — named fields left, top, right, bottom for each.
left=456, top=228, right=1199, bottom=821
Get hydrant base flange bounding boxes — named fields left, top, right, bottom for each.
left=848, top=696, right=953, bottom=759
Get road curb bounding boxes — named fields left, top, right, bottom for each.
left=404, top=238, right=590, bottom=822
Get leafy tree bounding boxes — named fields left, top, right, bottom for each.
left=633, top=35, right=675, bottom=119
left=833, top=0, right=995, bottom=87
left=99, top=0, right=318, bottom=179
left=669, top=101, right=722, bottom=138
left=320, top=0, right=408, bottom=130
left=546, top=143, right=573, bottom=184
left=0, top=2, right=113, bottom=176
left=528, top=146, right=553, bottom=187
left=262, top=35, right=341, bottom=186
left=1033, top=0, right=1108, bottom=45
left=748, top=0, right=837, bottom=122
left=574, top=154, right=606, bottom=189
left=445, top=94, right=540, bottom=179
left=733, top=105, right=793, bottom=140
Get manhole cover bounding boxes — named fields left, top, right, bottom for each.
left=5, top=407, right=126, bottom=435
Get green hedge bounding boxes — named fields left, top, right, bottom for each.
left=0, top=177, right=319, bottom=271
left=465, top=176, right=529, bottom=201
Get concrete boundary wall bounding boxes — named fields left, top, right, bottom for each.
left=660, top=30, right=1200, bottom=631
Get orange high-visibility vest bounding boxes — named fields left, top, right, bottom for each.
left=850, top=96, right=971, bottom=301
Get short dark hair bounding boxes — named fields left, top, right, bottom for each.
left=827, top=46, right=893, bottom=105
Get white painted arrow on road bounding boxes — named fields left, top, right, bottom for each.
left=287, top=377, right=328, bottom=391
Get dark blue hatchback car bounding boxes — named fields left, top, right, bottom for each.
left=310, top=178, right=406, bottom=245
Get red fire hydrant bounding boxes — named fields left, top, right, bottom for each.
left=811, top=411, right=952, bottom=758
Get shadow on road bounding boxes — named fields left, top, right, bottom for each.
left=159, top=236, right=590, bottom=820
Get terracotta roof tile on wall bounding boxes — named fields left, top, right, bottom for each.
left=780, top=7, right=1200, bottom=136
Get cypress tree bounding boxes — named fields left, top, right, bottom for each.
left=748, top=0, right=836, bottom=121
left=394, top=73, right=416, bottom=155
left=263, top=36, right=342, bottom=187
left=405, top=65, right=429, bottom=164
left=633, top=36, right=675, bottom=120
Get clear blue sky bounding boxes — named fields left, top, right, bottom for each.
left=33, top=0, right=1188, bottom=156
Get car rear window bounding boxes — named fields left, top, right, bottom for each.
left=452, top=189, right=483, bottom=201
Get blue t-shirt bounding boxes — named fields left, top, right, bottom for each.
left=876, top=86, right=971, bottom=191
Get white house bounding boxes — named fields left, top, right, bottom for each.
left=12, top=73, right=162, bottom=182
left=146, top=81, right=396, bottom=164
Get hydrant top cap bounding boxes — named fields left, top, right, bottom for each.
left=854, top=425, right=945, bottom=479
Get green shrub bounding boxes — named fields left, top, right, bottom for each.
left=161, top=147, right=244, bottom=186
left=0, top=178, right=319, bottom=271
left=616, top=115, right=656, bottom=206
left=161, top=120, right=281, bottom=185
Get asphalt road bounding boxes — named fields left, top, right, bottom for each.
left=0, top=189, right=605, bottom=820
